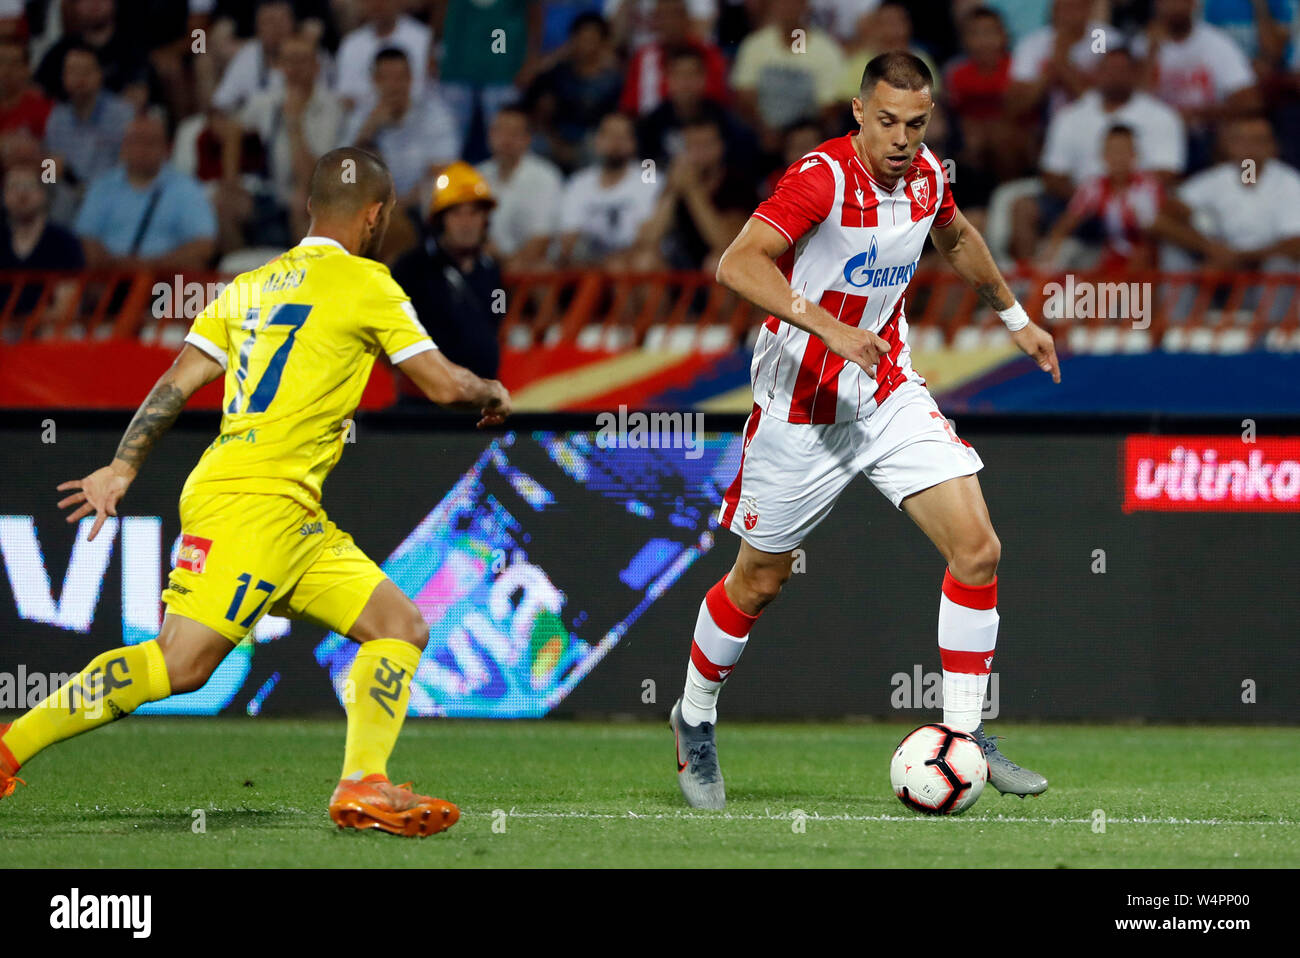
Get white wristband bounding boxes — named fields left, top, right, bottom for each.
left=997, top=301, right=1030, bottom=332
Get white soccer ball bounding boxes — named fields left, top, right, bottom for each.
left=890, top=723, right=989, bottom=815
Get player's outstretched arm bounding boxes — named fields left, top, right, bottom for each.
left=57, top=343, right=225, bottom=541
left=398, top=348, right=512, bottom=428
left=716, top=217, right=891, bottom=374
left=930, top=207, right=1061, bottom=384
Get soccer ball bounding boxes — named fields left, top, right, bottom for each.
left=890, top=723, right=989, bottom=815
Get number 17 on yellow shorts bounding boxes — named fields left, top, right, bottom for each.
left=161, top=491, right=388, bottom=643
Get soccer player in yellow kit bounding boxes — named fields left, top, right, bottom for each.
left=0, top=148, right=511, bottom=837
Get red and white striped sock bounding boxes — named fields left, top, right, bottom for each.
left=938, top=569, right=999, bottom=733
left=681, top=576, right=759, bottom=727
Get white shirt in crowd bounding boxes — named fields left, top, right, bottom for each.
left=212, top=41, right=283, bottom=112
left=559, top=162, right=661, bottom=259
left=241, top=81, right=344, bottom=204
left=1040, top=89, right=1186, bottom=184
left=212, top=41, right=334, bottom=113
left=1132, top=21, right=1255, bottom=111
left=604, top=0, right=718, bottom=49
left=478, top=153, right=565, bottom=257
left=341, top=95, right=460, bottom=199
left=1178, top=159, right=1300, bottom=256
left=1010, top=21, right=1112, bottom=115
left=335, top=14, right=431, bottom=105
left=808, top=0, right=881, bottom=42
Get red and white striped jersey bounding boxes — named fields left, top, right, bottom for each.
left=1065, top=171, right=1163, bottom=259
left=748, top=134, right=956, bottom=424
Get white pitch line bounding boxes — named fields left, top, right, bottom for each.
left=460, top=808, right=1297, bottom=827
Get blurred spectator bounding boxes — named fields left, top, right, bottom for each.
left=0, top=39, right=52, bottom=139
left=241, top=32, right=343, bottom=242
left=35, top=0, right=152, bottom=107
left=0, top=165, right=84, bottom=269
left=539, top=1, right=607, bottom=53
left=1040, top=125, right=1164, bottom=272
left=170, top=104, right=271, bottom=254
left=335, top=0, right=431, bottom=111
left=0, top=0, right=24, bottom=45
left=608, top=0, right=719, bottom=50
left=1040, top=45, right=1186, bottom=188
left=760, top=118, right=822, bottom=198
left=2, top=127, right=77, bottom=225
left=809, top=0, right=881, bottom=43
left=202, top=0, right=334, bottom=42
left=523, top=11, right=623, bottom=172
left=984, top=0, right=1052, bottom=44
left=391, top=161, right=502, bottom=379
left=731, top=0, right=847, bottom=151
left=211, top=0, right=296, bottom=112
left=631, top=115, right=753, bottom=272
left=343, top=47, right=460, bottom=209
left=0, top=166, right=84, bottom=324
left=620, top=0, right=729, bottom=117
left=1133, top=0, right=1262, bottom=168
left=74, top=110, right=217, bottom=269
left=638, top=45, right=754, bottom=169
left=477, top=105, right=563, bottom=270
left=555, top=111, right=660, bottom=266
left=838, top=2, right=942, bottom=102
left=115, top=0, right=197, bottom=120
left=944, top=5, right=1027, bottom=207
left=1202, top=0, right=1293, bottom=72
left=192, top=1, right=334, bottom=113
left=44, top=43, right=135, bottom=190
left=437, top=0, right=539, bottom=151
left=1013, top=44, right=1184, bottom=261
left=1154, top=115, right=1300, bottom=269
left=1005, top=0, right=1111, bottom=120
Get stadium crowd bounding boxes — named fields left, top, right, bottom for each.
left=1, top=0, right=1299, bottom=291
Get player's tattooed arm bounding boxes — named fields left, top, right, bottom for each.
left=931, top=208, right=1015, bottom=312
left=973, top=282, right=1013, bottom=312
left=113, top=344, right=225, bottom=476
left=57, top=344, right=223, bottom=540
left=933, top=207, right=1060, bottom=383
left=114, top=381, right=187, bottom=474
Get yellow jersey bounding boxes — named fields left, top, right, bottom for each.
left=180, top=236, right=435, bottom=512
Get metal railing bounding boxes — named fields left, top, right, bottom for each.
left=4, top=267, right=1299, bottom=350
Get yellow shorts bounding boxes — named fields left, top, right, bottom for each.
left=161, top=491, right=387, bottom=643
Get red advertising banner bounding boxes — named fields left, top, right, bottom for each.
left=1123, top=435, right=1300, bottom=512
left=0, top=341, right=397, bottom=410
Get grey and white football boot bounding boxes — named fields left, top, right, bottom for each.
left=973, top=722, right=1049, bottom=796
left=670, top=698, right=726, bottom=809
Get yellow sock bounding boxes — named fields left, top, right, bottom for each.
left=1, top=640, right=171, bottom=768
left=341, top=638, right=421, bottom=780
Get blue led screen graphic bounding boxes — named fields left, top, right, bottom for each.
left=0, top=431, right=743, bottom=717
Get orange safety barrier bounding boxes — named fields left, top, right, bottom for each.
left=3, top=267, right=1300, bottom=349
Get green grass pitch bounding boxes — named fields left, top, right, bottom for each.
left=1, top=719, right=1296, bottom=868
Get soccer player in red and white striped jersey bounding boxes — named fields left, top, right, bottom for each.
left=670, top=52, right=1061, bottom=809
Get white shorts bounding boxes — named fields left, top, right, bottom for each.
left=718, top=381, right=984, bottom=553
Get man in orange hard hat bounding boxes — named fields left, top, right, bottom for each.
left=391, top=161, right=504, bottom=382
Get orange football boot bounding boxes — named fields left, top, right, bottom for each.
left=0, top=724, right=26, bottom=800
left=329, top=773, right=459, bottom=837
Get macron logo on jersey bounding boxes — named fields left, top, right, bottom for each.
left=799, top=157, right=820, bottom=173
left=843, top=235, right=919, bottom=289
